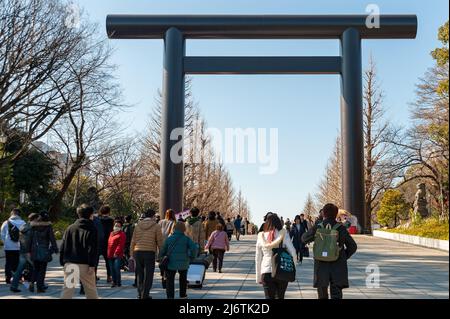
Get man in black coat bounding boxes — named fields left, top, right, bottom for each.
left=302, top=203, right=357, bottom=299
left=60, top=204, right=98, bottom=299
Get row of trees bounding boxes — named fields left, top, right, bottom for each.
left=304, top=21, right=449, bottom=228
left=0, top=0, right=251, bottom=221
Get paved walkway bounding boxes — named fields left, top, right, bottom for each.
left=0, top=235, right=448, bottom=299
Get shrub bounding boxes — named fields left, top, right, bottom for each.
left=377, top=189, right=410, bottom=227
left=386, top=217, right=449, bottom=240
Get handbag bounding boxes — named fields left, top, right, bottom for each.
left=271, top=241, right=296, bottom=282
left=159, top=236, right=181, bottom=271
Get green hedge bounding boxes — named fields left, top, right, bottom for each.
left=385, top=218, right=449, bottom=240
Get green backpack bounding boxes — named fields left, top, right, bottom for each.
left=313, top=223, right=342, bottom=262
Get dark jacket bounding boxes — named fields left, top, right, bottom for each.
left=99, top=215, right=114, bottom=252
left=19, top=222, right=33, bottom=255
left=93, top=215, right=105, bottom=251
left=60, top=218, right=98, bottom=267
left=290, top=220, right=308, bottom=251
left=302, top=219, right=357, bottom=288
left=159, top=230, right=198, bottom=271
left=122, top=222, right=134, bottom=248
left=27, top=221, right=58, bottom=262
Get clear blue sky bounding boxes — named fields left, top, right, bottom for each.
left=76, top=0, right=448, bottom=224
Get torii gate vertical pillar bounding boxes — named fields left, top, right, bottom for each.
left=340, top=27, right=368, bottom=233
left=160, top=27, right=185, bottom=215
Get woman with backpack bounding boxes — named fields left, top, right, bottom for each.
left=225, top=218, right=235, bottom=241
left=255, top=213, right=296, bottom=299
left=158, top=209, right=176, bottom=288
left=107, top=221, right=126, bottom=288
left=205, top=224, right=230, bottom=273
left=27, top=211, right=58, bottom=293
left=159, top=222, right=198, bottom=299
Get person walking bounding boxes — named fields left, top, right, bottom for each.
left=216, top=212, right=226, bottom=229
left=290, top=214, right=309, bottom=264
left=27, top=211, right=58, bottom=293
left=225, top=218, right=234, bottom=241
left=60, top=204, right=99, bottom=299
left=255, top=213, right=296, bottom=299
left=185, top=207, right=206, bottom=254
left=285, top=218, right=292, bottom=232
left=130, top=209, right=163, bottom=299
left=302, top=203, right=357, bottom=299
left=205, top=224, right=230, bottom=273
left=107, top=221, right=126, bottom=288
left=1, top=208, right=26, bottom=284
left=204, top=211, right=219, bottom=240
left=98, top=205, right=114, bottom=283
left=159, top=209, right=176, bottom=288
left=122, top=214, right=134, bottom=269
left=233, top=215, right=242, bottom=241
left=10, top=213, right=39, bottom=293
left=160, top=209, right=176, bottom=241
left=159, top=222, right=198, bottom=299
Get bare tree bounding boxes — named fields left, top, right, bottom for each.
left=302, top=193, right=316, bottom=217
left=0, top=0, right=100, bottom=163
left=363, top=58, right=395, bottom=229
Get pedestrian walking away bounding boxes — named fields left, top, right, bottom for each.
left=131, top=209, right=163, bottom=299
left=60, top=204, right=99, bottom=299
left=159, top=222, right=198, bottom=299
left=205, top=224, right=230, bottom=273
left=255, top=213, right=296, bottom=300
left=1, top=208, right=26, bottom=285
left=302, top=203, right=357, bottom=299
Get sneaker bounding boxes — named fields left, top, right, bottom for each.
left=219, top=270, right=223, bottom=273
left=10, top=287, right=21, bottom=293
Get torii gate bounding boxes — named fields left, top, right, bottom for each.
left=106, top=14, right=417, bottom=234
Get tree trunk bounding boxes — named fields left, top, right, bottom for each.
left=48, top=159, right=83, bottom=221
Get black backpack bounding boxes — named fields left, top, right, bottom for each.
left=8, top=222, right=20, bottom=242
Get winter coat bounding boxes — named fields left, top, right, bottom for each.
left=130, top=218, right=163, bottom=253
left=204, top=219, right=219, bottom=240
left=290, top=221, right=308, bottom=251
left=185, top=217, right=206, bottom=252
left=98, top=215, right=114, bottom=252
left=107, top=230, right=126, bottom=259
left=60, top=218, right=98, bottom=267
left=93, top=216, right=105, bottom=251
left=302, top=219, right=357, bottom=288
left=205, top=230, right=230, bottom=251
left=159, top=230, right=198, bottom=271
left=122, top=222, right=134, bottom=248
left=255, top=228, right=296, bottom=283
left=159, top=219, right=175, bottom=241
left=27, top=221, right=59, bottom=262
left=1, top=216, right=26, bottom=251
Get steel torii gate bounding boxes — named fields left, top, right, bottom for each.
left=106, top=15, right=417, bottom=233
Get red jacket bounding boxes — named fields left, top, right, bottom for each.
left=107, top=231, right=126, bottom=259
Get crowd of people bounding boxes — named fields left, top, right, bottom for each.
left=1, top=205, right=249, bottom=299
left=1, top=202, right=357, bottom=300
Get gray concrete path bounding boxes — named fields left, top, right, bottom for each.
left=0, top=235, right=448, bottom=299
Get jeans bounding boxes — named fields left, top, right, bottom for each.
left=4, top=250, right=20, bottom=283
left=262, top=273, right=288, bottom=299
left=108, top=258, right=122, bottom=285
left=317, top=285, right=343, bottom=299
left=32, top=261, right=48, bottom=290
left=212, top=249, right=225, bottom=271
left=165, top=269, right=187, bottom=299
left=11, top=254, right=29, bottom=289
left=135, top=251, right=156, bottom=299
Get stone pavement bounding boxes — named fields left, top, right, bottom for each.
left=0, top=235, right=448, bottom=299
